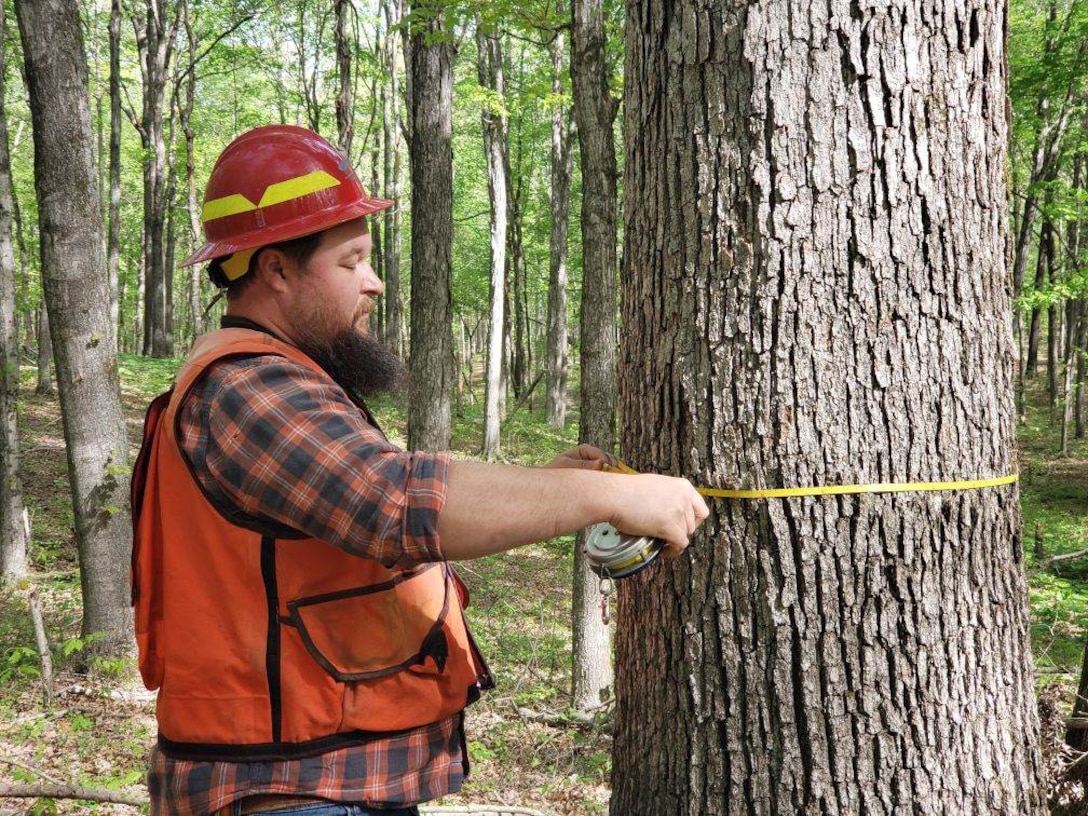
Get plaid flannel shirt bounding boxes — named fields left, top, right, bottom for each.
left=147, top=327, right=465, bottom=816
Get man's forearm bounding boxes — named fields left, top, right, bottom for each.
left=436, top=460, right=618, bottom=560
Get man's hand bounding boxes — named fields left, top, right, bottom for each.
left=542, top=444, right=617, bottom=471
left=607, top=474, right=710, bottom=559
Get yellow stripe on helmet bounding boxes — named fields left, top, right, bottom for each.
left=258, top=170, right=341, bottom=208
left=202, top=193, right=257, bottom=222
left=202, top=170, right=344, bottom=224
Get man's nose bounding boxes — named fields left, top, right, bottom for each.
left=361, top=264, right=384, bottom=297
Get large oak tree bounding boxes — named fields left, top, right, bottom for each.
left=612, top=0, right=1044, bottom=812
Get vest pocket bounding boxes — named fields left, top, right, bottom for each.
left=287, top=564, right=452, bottom=681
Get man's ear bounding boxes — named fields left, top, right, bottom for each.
left=254, top=248, right=290, bottom=293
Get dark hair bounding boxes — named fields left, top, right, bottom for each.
left=206, top=230, right=326, bottom=299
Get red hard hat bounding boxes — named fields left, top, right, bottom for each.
left=181, top=125, right=392, bottom=268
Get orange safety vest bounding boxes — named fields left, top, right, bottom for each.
left=130, top=328, right=492, bottom=760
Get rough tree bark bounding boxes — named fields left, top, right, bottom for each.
left=546, top=2, right=573, bottom=430
left=613, top=0, right=1044, bottom=812
left=16, top=0, right=134, bottom=655
left=0, top=0, right=28, bottom=580
left=569, top=0, right=616, bottom=711
left=406, top=0, right=454, bottom=452
left=479, top=23, right=508, bottom=459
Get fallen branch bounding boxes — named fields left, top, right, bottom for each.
left=1049, top=548, right=1088, bottom=566
left=0, top=759, right=65, bottom=787
left=0, top=783, right=147, bottom=806
left=26, top=585, right=53, bottom=708
left=515, top=705, right=601, bottom=727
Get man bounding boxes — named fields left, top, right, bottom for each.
left=131, top=125, right=708, bottom=816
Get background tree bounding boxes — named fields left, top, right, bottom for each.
left=131, top=0, right=180, bottom=358
left=478, top=21, right=508, bottom=459
left=407, top=0, right=455, bottom=452
left=16, top=0, right=134, bottom=656
left=545, top=0, right=572, bottom=430
left=0, top=0, right=28, bottom=581
left=569, top=0, right=617, bottom=712
left=613, top=0, right=1045, bottom=811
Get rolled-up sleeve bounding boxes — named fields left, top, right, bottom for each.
left=180, top=355, right=449, bottom=567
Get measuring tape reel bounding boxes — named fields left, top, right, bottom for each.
left=583, top=523, right=664, bottom=580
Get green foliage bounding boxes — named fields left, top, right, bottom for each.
left=1, top=644, right=42, bottom=682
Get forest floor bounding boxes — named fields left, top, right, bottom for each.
left=2, top=356, right=1088, bottom=814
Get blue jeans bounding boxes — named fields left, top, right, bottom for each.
left=226, top=804, right=419, bottom=816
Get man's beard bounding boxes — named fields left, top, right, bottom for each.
left=294, top=320, right=405, bottom=399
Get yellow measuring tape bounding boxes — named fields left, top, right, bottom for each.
left=605, top=462, right=1018, bottom=499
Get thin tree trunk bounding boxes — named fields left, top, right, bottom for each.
left=135, top=0, right=178, bottom=358
left=406, top=0, right=454, bottom=453
left=14, top=157, right=33, bottom=356
left=478, top=23, right=508, bottom=460
left=163, top=83, right=179, bottom=348
left=546, top=3, right=573, bottom=430
left=16, top=0, right=134, bottom=656
left=614, top=0, right=1044, bottom=812
left=180, top=0, right=202, bottom=345
left=35, top=300, right=52, bottom=396
left=0, top=0, right=28, bottom=580
left=1026, top=217, right=1050, bottom=378
left=335, top=0, right=353, bottom=157
left=508, top=88, right=528, bottom=401
left=1061, top=302, right=1080, bottom=455
left=570, top=0, right=616, bottom=712
left=1076, top=316, right=1086, bottom=439
left=382, top=0, right=404, bottom=358
left=370, top=149, right=385, bottom=341
left=107, top=0, right=122, bottom=348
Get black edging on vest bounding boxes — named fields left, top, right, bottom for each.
left=261, top=536, right=282, bottom=743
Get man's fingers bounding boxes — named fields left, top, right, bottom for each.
left=694, top=491, right=710, bottom=521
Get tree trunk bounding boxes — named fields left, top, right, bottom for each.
left=1061, top=302, right=1081, bottom=455
left=136, top=0, right=177, bottom=358
left=16, top=0, right=134, bottom=656
left=406, top=0, right=454, bottom=453
left=570, top=0, right=616, bottom=712
left=107, top=0, right=122, bottom=349
left=370, top=151, right=385, bottom=341
left=478, top=24, right=508, bottom=460
left=12, top=136, right=33, bottom=356
left=0, top=0, right=28, bottom=580
left=335, top=0, right=353, bottom=157
left=508, top=94, right=529, bottom=401
left=1076, top=314, right=1086, bottom=440
left=180, top=0, right=202, bottom=346
left=613, top=0, right=1044, bottom=812
left=1026, top=217, right=1050, bottom=378
left=35, top=299, right=52, bottom=396
left=546, top=4, right=573, bottom=430
left=382, top=0, right=404, bottom=358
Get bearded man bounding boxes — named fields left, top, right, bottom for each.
left=130, top=126, right=708, bottom=816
